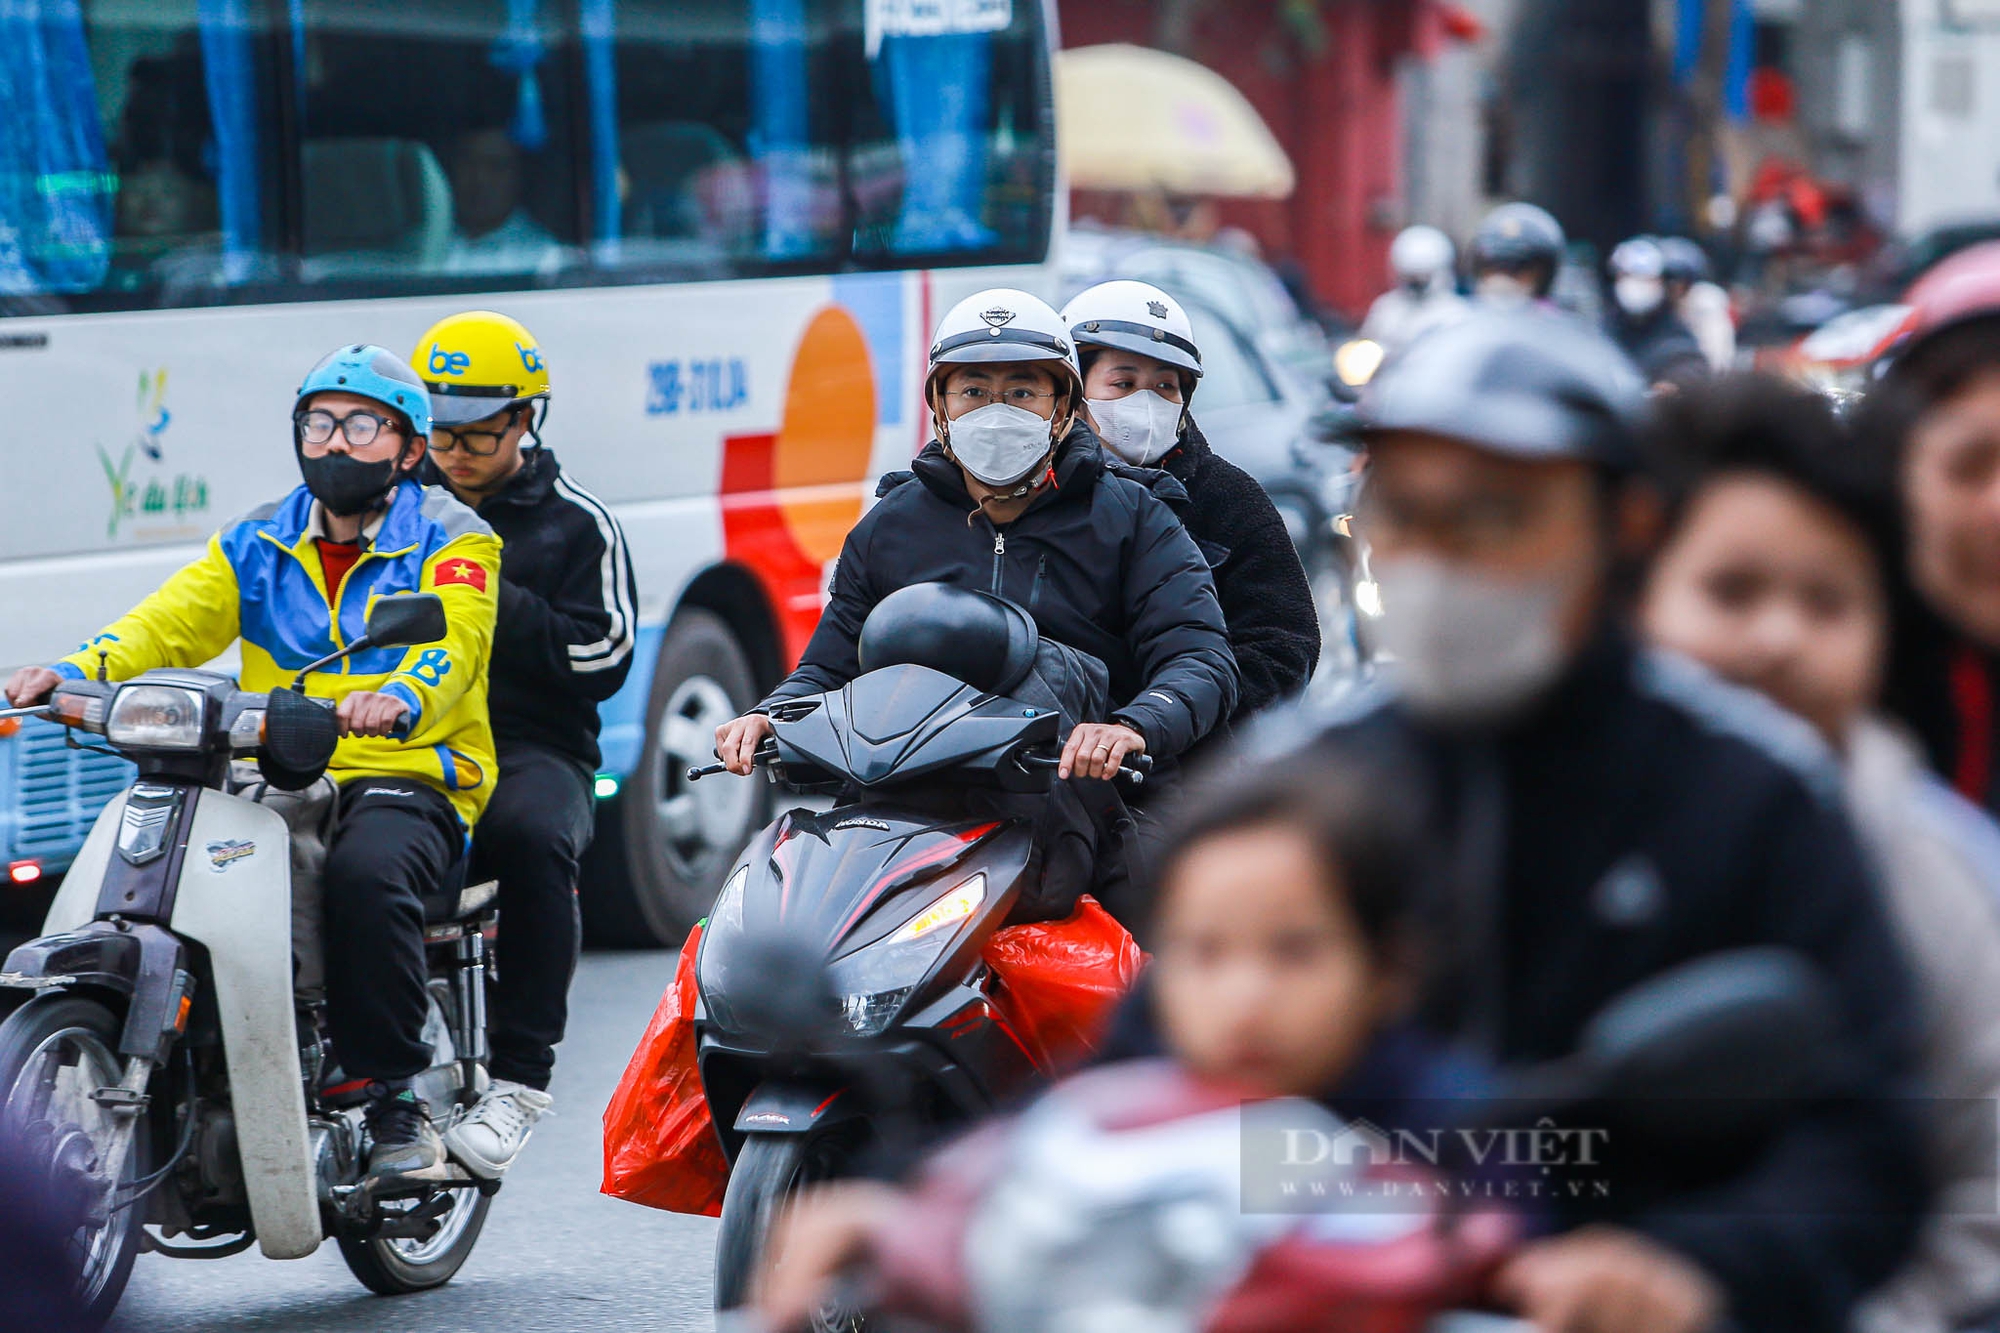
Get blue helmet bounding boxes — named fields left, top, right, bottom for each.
left=295, top=344, right=432, bottom=437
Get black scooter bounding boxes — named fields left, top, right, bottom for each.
left=687, top=655, right=1145, bottom=1316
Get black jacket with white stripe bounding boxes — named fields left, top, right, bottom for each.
left=428, top=447, right=636, bottom=770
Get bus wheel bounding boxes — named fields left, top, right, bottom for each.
left=583, top=609, right=767, bottom=947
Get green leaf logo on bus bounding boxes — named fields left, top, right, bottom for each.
left=98, top=368, right=210, bottom=540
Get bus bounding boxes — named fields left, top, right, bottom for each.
left=0, top=0, right=1060, bottom=945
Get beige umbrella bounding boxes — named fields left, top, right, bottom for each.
left=1056, top=43, right=1296, bottom=200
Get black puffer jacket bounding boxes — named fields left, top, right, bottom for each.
left=1156, top=420, right=1319, bottom=718
left=759, top=424, right=1239, bottom=765
left=1608, top=306, right=1708, bottom=387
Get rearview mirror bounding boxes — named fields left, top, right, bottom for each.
left=366, top=593, right=447, bottom=650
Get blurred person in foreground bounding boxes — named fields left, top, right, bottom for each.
left=751, top=747, right=1484, bottom=1330
left=1639, top=375, right=2000, bottom=1333
left=1361, top=224, right=1472, bottom=357
left=1857, top=269, right=2000, bottom=820
left=1262, top=310, right=1920, bottom=1332
left=1605, top=237, right=1709, bottom=390
left=0, top=1125, right=89, bottom=1330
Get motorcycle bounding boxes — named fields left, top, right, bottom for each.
left=0, top=593, right=501, bottom=1326
left=727, top=947, right=1832, bottom=1333
left=686, top=655, right=1148, bottom=1316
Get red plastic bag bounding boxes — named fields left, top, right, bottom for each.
left=981, top=896, right=1145, bottom=1072
left=601, top=924, right=729, bottom=1216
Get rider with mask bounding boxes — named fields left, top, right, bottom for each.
left=408, top=311, right=637, bottom=1178
left=1467, top=201, right=1566, bottom=309
left=4, top=346, right=501, bottom=1192
left=1061, top=280, right=1318, bottom=729
left=1605, top=236, right=1708, bottom=390
left=1360, top=224, right=1472, bottom=356
left=1317, top=310, right=1922, bottom=1332
left=713, top=289, right=1239, bottom=901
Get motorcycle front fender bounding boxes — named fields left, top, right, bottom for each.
left=731, top=1080, right=865, bottom=1137
left=168, top=791, right=319, bottom=1260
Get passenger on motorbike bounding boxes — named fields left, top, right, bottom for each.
left=4, top=345, right=501, bottom=1192
left=1263, top=310, right=1923, bottom=1333
left=1657, top=236, right=1735, bottom=373
left=1360, top=224, right=1473, bottom=356
left=1605, top=237, right=1708, bottom=390
left=1060, top=279, right=1319, bottom=730
left=1639, top=375, right=2000, bottom=1333
left=750, top=745, right=1472, bottom=1330
left=407, top=311, right=637, bottom=1178
left=713, top=289, right=1238, bottom=868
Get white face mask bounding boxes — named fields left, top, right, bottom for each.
left=1087, top=390, right=1183, bottom=466
left=946, top=401, right=1056, bottom=488
left=1362, top=554, right=1581, bottom=726
left=1614, top=275, right=1665, bottom=317
left=1475, top=272, right=1532, bottom=306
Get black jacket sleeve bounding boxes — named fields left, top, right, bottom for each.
left=1108, top=488, right=1241, bottom=760
left=757, top=516, right=879, bottom=710
left=490, top=509, right=637, bottom=702
left=1192, top=457, right=1319, bottom=716
left=1629, top=779, right=1926, bottom=1333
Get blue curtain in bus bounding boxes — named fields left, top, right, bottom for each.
left=749, top=0, right=813, bottom=261
left=578, top=0, right=618, bottom=249
left=197, top=0, right=261, bottom=283
left=489, top=0, right=546, bottom=151
left=875, top=32, right=993, bottom=255
left=0, top=0, right=112, bottom=293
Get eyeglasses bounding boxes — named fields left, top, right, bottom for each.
left=295, top=408, right=403, bottom=449
left=428, top=407, right=524, bottom=458
left=946, top=387, right=1058, bottom=409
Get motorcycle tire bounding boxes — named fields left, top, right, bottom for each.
left=336, top=1184, right=492, bottom=1296
left=714, top=1128, right=867, bottom=1331
left=0, top=993, right=147, bottom=1330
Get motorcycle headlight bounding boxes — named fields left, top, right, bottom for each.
left=828, top=873, right=986, bottom=1036
left=696, top=864, right=750, bottom=1001
left=106, top=685, right=207, bottom=751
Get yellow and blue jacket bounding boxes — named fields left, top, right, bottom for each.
left=57, top=480, right=501, bottom=829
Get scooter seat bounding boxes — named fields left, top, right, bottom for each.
left=422, top=878, right=498, bottom=923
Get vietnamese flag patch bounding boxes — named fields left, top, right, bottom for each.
left=435, top=557, right=488, bottom=592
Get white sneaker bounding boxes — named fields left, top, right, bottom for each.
left=443, top=1080, right=553, bottom=1179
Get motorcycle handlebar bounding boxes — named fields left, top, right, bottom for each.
left=688, top=740, right=780, bottom=782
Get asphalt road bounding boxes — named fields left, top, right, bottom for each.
left=108, top=951, right=721, bottom=1333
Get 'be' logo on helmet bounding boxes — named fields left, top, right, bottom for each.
left=979, top=306, right=1016, bottom=328
left=428, top=345, right=471, bottom=377
left=516, top=342, right=545, bottom=374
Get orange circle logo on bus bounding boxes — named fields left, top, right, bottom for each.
left=773, top=306, right=877, bottom=564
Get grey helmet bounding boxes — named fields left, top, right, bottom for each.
left=1357, top=309, right=1647, bottom=470
left=857, top=582, right=1040, bottom=696
left=1469, top=202, right=1567, bottom=296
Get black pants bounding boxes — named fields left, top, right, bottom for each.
left=471, top=742, right=594, bottom=1090
left=322, top=778, right=460, bottom=1082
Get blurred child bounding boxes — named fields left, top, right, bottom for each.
left=749, top=748, right=1474, bottom=1329
left=1639, top=375, right=2000, bottom=1333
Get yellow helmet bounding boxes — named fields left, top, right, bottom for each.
left=410, top=310, right=551, bottom=428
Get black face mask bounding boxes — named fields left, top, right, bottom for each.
left=296, top=442, right=405, bottom=518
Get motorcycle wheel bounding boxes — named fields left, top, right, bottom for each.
left=336, top=1184, right=492, bottom=1295
left=0, top=994, right=147, bottom=1329
left=714, top=1128, right=867, bottom=1331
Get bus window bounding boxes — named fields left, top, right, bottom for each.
left=848, top=0, right=1052, bottom=267
left=583, top=0, right=1051, bottom=278
left=296, top=0, right=581, bottom=286
left=5, top=0, right=283, bottom=309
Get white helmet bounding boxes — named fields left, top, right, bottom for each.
left=926, top=288, right=1082, bottom=401
left=1390, top=225, right=1456, bottom=286
left=1059, top=280, right=1204, bottom=383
